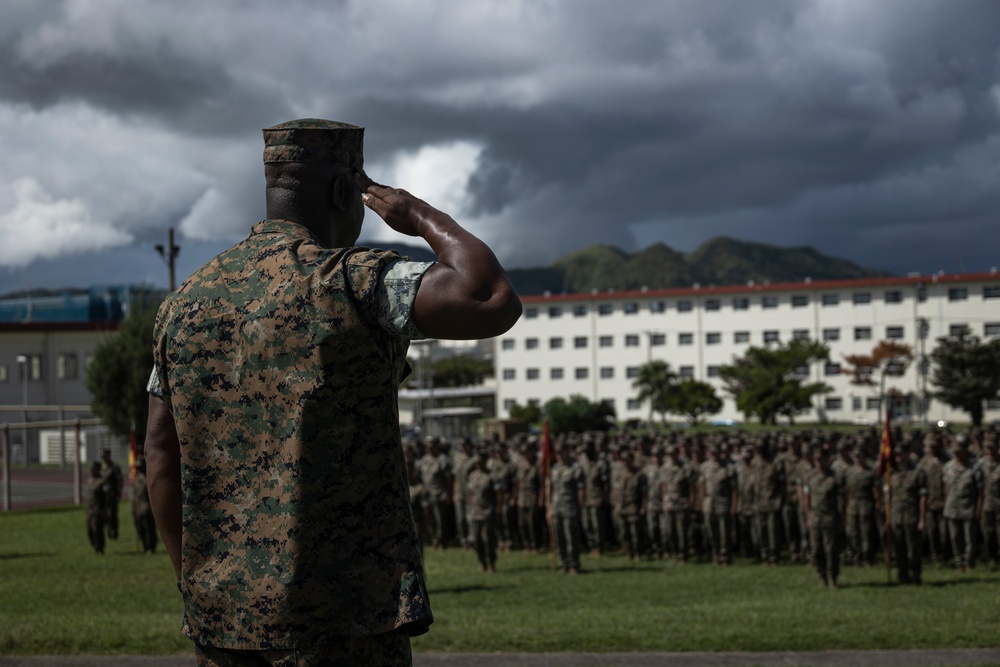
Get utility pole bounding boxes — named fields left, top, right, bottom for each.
left=155, top=228, right=181, bottom=291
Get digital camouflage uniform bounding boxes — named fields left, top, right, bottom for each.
left=661, top=458, right=693, bottom=561
left=549, top=460, right=585, bottom=571
left=641, top=459, right=664, bottom=558
left=619, top=462, right=647, bottom=560
left=701, top=457, right=736, bottom=564
left=453, top=446, right=474, bottom=549
left=515, top=450, right=542, bottom=551
left=149, top=219, right=433, bottom=649
left=751, top=455, right=784, bottom=564
left=132, top=467, right=158, bottom=554
left=888, top=461, right=928, bottom=584
left=844, top=461, right=878, bottom=566
left=465, top=463, right=499, bottom=571
left=776, top=449, right=805, bottom=561
left=804, top=466, right=844, bottom=586
left=582, top=454, right=609, bottom=553
left=978, top=448, right=1000, bottom=566
left=919, top=452, right=947, bottom=563
left=86, top=468, right=107, bottom=555
left=418, top=448, right=453, bottom=549
left=942, top=456, right=982, bottom=570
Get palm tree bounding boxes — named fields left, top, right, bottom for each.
left=632, top=360, right=677, bottom=424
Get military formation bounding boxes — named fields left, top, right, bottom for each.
left=405, top=424, right=1000, bottom=587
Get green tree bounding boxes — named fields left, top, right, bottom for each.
left=719, top=339, right=832, bottom=425
left=929, top=332, right=1000, bottom=426
left=430, top=354, right=494, bottom=387
left=632, top=360, right=678, bottom=423
left=86, top=301, right=161, bottom=446
left=673, top=379, right=723, bottom=425
left=544, top=395, right=616, bottom=435
left=508, top=402, right=542, bottom=425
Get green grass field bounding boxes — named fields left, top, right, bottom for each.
left=1, top=504, right=998, bottom=655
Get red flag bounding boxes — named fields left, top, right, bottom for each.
left=541, top=418, right=552, bottom=478
left=876, top=404, right=893, bottom=477
left=128, top=426, right=139, bottom=483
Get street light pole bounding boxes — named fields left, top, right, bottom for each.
left=16, top=355, right=27, bottom=468
left=155, top=227, right=181, bottom=292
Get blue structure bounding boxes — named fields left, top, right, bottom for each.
left=0, top=285, right=161, bottom=323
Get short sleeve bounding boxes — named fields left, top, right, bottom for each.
left=375, top=259, right=435, bottom=339
left=147, top=366, right=165, bottom=398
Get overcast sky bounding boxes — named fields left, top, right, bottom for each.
left=1, top=0, right=999, bottom=295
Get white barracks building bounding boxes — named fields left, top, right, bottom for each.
left=494, top=271, right=1000, bottom=426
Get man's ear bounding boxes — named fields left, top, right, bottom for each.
left=331, top=173, right=350, bottom=212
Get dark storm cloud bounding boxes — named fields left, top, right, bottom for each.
left=1, top=0, right=999, bottom=287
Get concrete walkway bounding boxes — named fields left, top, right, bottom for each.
left=2, top=649, right=1000, bottom=666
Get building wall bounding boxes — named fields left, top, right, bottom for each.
left=495, top=272, right=1000, bottom=425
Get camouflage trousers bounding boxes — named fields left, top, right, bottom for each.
left=582, top=505, right=605, bottom=552
left=645, top=508, right=664, bottom=556
left=518, top=505, right=542, bottom=551
left=705, top=512, right=732, bottom=564
left=891, top=518, right=922, bottom=583
left=947, top=517, right=976, bottom=569
left=845, top=505, right=875, bottom=565
left=663, top=509, right=689, bottom=560
left=981, top=509, right=999, bottom=565
left=809, top=519, right=841, bottom=584
left=757, top=511, right=781, bottom=564
left=924, top=508, right=948, bottom=562
left=86, top=510, right=106, bottom=554
left=469, top=516, right=497, bottom=569
left=552, top=511, right=583, bottom=570
left=194, top=628, right=411, bottom=667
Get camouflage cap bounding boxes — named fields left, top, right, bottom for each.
left=262, top=119, right=364, bottom=167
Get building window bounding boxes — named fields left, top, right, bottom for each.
left=548, top=306, right=563, bottom=319
left=575, top=367, right=589, bottom=380
left=525, top=307, right=538, bottom=319
left=503, top=399, right=516, bottom=411
left=949, top=324, right=969, bottom=337
left=502, top=369, right=516, bottom=380
left=549, top=337, right=563, bottom=349
left=866, top=397, right=881, bottom=410
left=917, top=286, right=927, bottom=303
left=650, top=301, right=666, bottom=314
left=600, top=398, right=615, bottom=410
left=525, top=338, right=539, bottom=350
left=625, top=335, right=640, bottom=347
left=984, top=286, right=1000, bottom=299
left=705, top=299, right=721, bottom=311
left=732, top=297, right=749, bottom=310
left=550, top=368, right=564, bottom=380
left=626, top=366, right=640, bottom=379
left=987, top=398, right=1000, bottom=410
left=886, top=326, right=904, bottom=340
left=824, top=362, right=841, bottom=376
left=598, top=304, right=613, bottom=316
left=762, top=296, right=778, bottom=309
left=627, top=398, right=642, bottom=410
left=528, top=399, right=540, bottom=407
left=573, top=304, right=588, bottom=317
left=599, top=335, right=613, bottom=348
left=679, top=333, right=694, bottom=346
left=884, top=290, right=903, bottom=304
left=984, top=323, right=1000, bottom=337
left=854, top=327, right=872, bottom=341
left=19, top=354, right=43, bottom=381
left=706, top=332, right=721, bottom=345
left=821, top=293, right=839, bottom=307
left=677, top=300, right=693, bottom=313
left=853, top=292, right=871, bottom=305
left=791, top=295, right=809, bottom=308
left=822, top=328, right=840, bottom=342
left=501, top=339, right=515, bottom=350
left=825, top=397, right=843, bottom=411
left=707, top=365, right=721, bottom=378
left=763, top=330, right=780, bottom=343
left=679, top=365, right=694, bottom=379
left=734, top=331, right=750, bottom=344
left=948, top=287, right=968, bottom=302
left=624, top=302, right=639, bottom=315
left=793, top=329, right=810, bottom=341
left=650, top=333, right=666, bottom=346
left=574, top=336, right=589, bottom=349
left=526, top=368, right=539, bottom=380
left=600, top=367, right=614, bottom=379
left=852, top=396, right=862, bottom=411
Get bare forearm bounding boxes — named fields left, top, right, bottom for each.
left=145, top=396, right=183, bottom=580
left=413, top=207, right=521, bottom=339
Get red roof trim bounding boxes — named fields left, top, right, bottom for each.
left=520, top=271, right=1000, bottom=304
